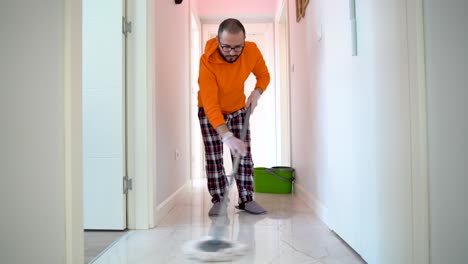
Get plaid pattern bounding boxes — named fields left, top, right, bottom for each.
left=198, top=107, right=254, bottom=204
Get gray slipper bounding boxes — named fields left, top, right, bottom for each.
left=208, top=199, right=229, bottom=216
left=235, top=201, right=266, bottom=214
left=208, top=202, right=222, bottom=216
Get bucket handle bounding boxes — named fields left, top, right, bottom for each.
left=264, top=167, right=295, bottom=183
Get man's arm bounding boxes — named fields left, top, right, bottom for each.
left=216, top=124, right=247, bottom=156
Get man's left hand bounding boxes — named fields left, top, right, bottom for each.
left=246, top=88, right=262, bottom=113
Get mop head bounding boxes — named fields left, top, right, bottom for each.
left=183, top=237, right=248, bottom=262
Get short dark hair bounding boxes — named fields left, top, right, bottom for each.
left=218, top=18, right=246, bottom=37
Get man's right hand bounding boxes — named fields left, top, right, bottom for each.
left=222, top=132, right=247, bottom=156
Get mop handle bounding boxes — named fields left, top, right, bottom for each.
left=227, top=105, right=251, bottom=185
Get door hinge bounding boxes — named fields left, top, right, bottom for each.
left=123, top=175, right=133, bottom=194
left=122, top=16, right=132, bottom=36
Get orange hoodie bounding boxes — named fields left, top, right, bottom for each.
left=198, top=37, right=270, bottom=128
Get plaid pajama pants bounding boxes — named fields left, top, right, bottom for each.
left=198, top=107, right=254, bottom=204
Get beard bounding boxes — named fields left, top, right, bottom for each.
left=219, top=49, right=243, bottom=63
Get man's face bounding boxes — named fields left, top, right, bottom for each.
left=217, top=31, right=245, bottom=63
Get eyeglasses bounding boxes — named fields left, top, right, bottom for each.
left=218, top=41, right=244, bottom=52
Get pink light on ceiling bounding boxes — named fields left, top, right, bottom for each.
left=196, top=0, right=280, bottom=19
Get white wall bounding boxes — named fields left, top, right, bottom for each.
left=424, top=1, right=468, bottom=263
left=288, top=0, right=328, bottom=217
left=288, top=0, right=420, bottom=263
left=0, top=1, right=83, bottom=263
left=152, top=1, right=191, bottom=209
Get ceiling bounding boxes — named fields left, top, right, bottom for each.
left=195, top=0, right=280, bottom=21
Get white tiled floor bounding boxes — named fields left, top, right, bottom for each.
left=91, top=179, right=365, bottom=264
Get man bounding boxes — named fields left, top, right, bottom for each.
left=197, top=18, right=270, bottom=216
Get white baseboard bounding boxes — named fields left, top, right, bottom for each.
left=294, top=184, right=329, bottom=225
left=153, top=181, right=189, bottom=226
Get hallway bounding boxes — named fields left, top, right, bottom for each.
left=89, top=179, right=364, bottom=264
left=4, top=1, right=468, bottom=263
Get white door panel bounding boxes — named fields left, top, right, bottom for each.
left=83, top=0, right=126, bottom=230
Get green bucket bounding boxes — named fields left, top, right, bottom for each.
left=253, top=166, right=295, bottom=194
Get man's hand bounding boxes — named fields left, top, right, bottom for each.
left=222, top=132, right=247, bottom=156
left=246, top=88, right=262, bottom=114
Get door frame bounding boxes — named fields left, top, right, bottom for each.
left=275, top=0, right=292, bottom=167
left=189, top=8, right=203, bottom=180
left=64, top=1, right=84, bottom=263
left=125, top=0, right=155, bottom=230
left=406, top=0, right=430, bottom=263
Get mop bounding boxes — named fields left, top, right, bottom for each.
left=183, top=106, right=251, bottom=262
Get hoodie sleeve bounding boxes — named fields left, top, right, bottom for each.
left=250, top=43, right=270, bottom=92
left=198, top=56, right=225, bottom=128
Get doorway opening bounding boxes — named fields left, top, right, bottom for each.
left=190, top=19, right=291, bottom=181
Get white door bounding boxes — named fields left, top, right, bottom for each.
left=201, top=23, right=277, bottom=171
left=83, top=0, right=127, bottom=230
